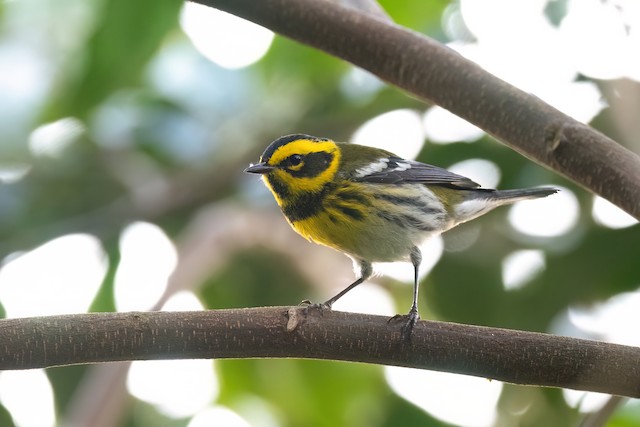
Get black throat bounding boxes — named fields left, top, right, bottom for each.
left=269, top=179, right=333, bottom=223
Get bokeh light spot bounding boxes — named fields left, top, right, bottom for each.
left=128, top=359, right=219, bottom=419
left=0, top=234, right=107, bottom=318
left=114, top=222, right=177, bottom=312
left=376, top=235, right=443, bottom=283
left=180, top=3, right=274, bottom=69
left=508, top=186, right=578, bottom=237
left=188, top=406, right=251, bottom=427
left=448, top=158, right=501, bottom=188
left=28, top=117, right=85, bottom=158
left=562, top=389, right=611, bottom=414
left=501, top=250, right=545, bottom=291
left=331, top=282, right=396, bottom=316
left=592, top=196, right=638, bottom=229
left=423, top=106, right=484, bottom=144
left=0, top=163, right=30, bottom=184
left=162, top=291, right=204, bottom=312
left=0, top=370, right=55, bottom=427
left=565, top=289, right=640, bottom=347
left=386, top=366, right=501, bottom=427
left=340, top=67, right=385, bottom=102
left=351, top=109, right=425, bottom=159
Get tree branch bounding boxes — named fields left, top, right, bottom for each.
left=193, top=0, right=640, bottom=220
left=1, top=308, right=638, bottom=397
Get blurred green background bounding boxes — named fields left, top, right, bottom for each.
left=0, top=0, right=639, bottom=426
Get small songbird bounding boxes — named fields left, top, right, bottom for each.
left=245, top=134, right=557, bottom=335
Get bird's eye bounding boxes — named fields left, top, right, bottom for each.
left=288, top=154, right=303, bottom=166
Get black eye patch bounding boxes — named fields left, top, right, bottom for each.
left=286, top=151, right=334, bottom=178
left=287, top=154, right=303, bottom=166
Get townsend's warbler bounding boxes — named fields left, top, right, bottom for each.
left=245, top=134, right=557, bottom=334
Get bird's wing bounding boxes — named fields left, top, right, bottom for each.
left=350, top=156, right=480, bottom=189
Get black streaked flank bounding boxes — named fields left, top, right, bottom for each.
left=376, top=210, right=436, bottom=232
left=401, top=214, right=435, bottom=232
left=334, top=189, right=371, bottom=206
left=373, top=193, right=441, bottom=215
left=334, top=204, right=365, bottom=221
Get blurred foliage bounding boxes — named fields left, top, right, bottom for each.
left=0, top=0, right=639, bottom=426
left=45, top=0, right=182, bottom=119
left=201, top=249, right=312, bottom=309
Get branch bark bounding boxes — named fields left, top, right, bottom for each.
left=193, top=0, right=640, bottom=220
left=1, top=308, right=639, bottom=397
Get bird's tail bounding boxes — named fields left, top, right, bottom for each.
left=452, top=187, right=558, bottom=224
left=486, top=187, right=559, bottom=203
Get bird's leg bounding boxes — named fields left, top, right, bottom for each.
left=321, top=260, right=373, bottom=309
left=408, top=247, right=422, bottom=315
left=390, top=247, right=422, bottom=340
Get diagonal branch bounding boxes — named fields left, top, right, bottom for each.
left=193, top=0, right=640, bottom=219
left=1, top=308, right=639, bottom=397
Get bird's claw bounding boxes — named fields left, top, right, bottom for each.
left=298, top=299, right=331, bottom=315
left=389, top=309, right=420, bottom=342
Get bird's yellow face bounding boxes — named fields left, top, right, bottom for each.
left=246, top=134, right=342, bottom=207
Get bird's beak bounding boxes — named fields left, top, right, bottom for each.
left=244, top=162, right=275, bottom=174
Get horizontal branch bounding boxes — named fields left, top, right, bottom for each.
left=1, top=307, right=638, bottom=397
left=194, top=0, right=640, bottom=219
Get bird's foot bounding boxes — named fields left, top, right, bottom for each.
left=389, top=308, right=420, bottom=342
left=298, top=299, right=331, bottom=314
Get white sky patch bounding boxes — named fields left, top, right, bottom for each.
left=376, top=235, right=443, bottom=283
left=0, top=370, right=55, bottom=427
left=450, top=0, right=607, bottom=123
left=537, top=80, right=606, bottom=126
left=114, top=222, right=177, bottom=312
left=560, top=0, right=639, bottom=80
left=188, top=406, right=252, bottom=427
left=180, top=3, right=274, bottom=70
left=127, top=359, right=219, bottom=419
left=0, top=234, right=107, bottom=318
left=352, top=109, right=425, bottom=159
left=423, top=106, right=484, bottom=144
left=565, top=290, right=640, bottom=347
left=592, top=196, right=638, bottom=229
left=28, top=117, right=85, bottom=158
left=386, top=366, right=501, bottom=427
left=354, top=158, right=389, bottom=178
left=460, top=0, right=550, bottom=44
left=508, top=187, right=578, bottom=237
left=331, top=282, right=396, bottom=316
left=501, top=250, right=545, bottom=291
left=448, top=158, right=501, bottom=188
